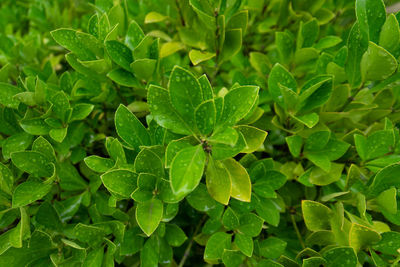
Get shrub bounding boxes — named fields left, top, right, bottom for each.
left=1, top=0, right=400, bottom=266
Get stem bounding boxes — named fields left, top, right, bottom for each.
left=290, top=214, right=305, bottom=249
left=178, top=215, right=206, bottom=267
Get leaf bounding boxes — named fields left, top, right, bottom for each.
left=49, top=127, right=68, bottom=143
left=234, top=232, right=253, bottom=257
left=12, top=181, right=53, bottom=208
left=302, top=200, right=332, bottom=231
left=291, top=113, right=319, bottom=128
left=275, top=31, right=293, bottom=64
left=165, top=224, right=187, bottom=247
left=107, top=68, right=139, bottom=86
left=356, top=0, right=386, bottom=43
left=222, top=250, right=245, bottom=267
left=84, top=155, right=115, bottom=173
left=195, top=100, right=216, bottom=136
left=236, top=126, right=267, bottom=153
left=0, top=82, right=22, bottom=109
left=11, top=151, right=54, bottom=177
left=134, top=147, right=164, bottom=177
left=0, top=163, right=13, bottom=195
left=238, top=213, right=264, bottom=237
left=2, top=132, right=33, bottom=160
left=304, top=131, right=330, bottom=151
left=361, top=42, right=398, bottom=81
left=105, top=40, right=133, bottom=71
left=298, top=75, right=333, bottom=112
left=345, top=22, right=368, bottom=88
left=253, top=170, right=287, bottom=198
left=297, top=19, right=319, bottom=48
left=220, top=29, right=242, bottom=62
left=125, top=20, right=144, bottom=50
left=189, top=50, right=216, bottom=65
left=70, top=104, right=94, bottom=121
left=206, top=157, right=231, bottom=205
left=379, top=14, right=400, bottom=54
left=74, top=223, right=106, bottom=246
left=101, top=170, right=138, bottom=198
left=285, top=135, right=303, bottom=157
left=186, top=184, right=219, bottom=213
left=36, top=201, right=62, bottom=231
left=259, top=237, right=287, bottom=259
left=219, top=86, right=259, bottom=128
left=204, top=232, right=231, bottom=261
left=222, top=158, right=251, bottom=202
left=160, top=42, right=184, bottom=58
left=323, top=247, right=357, bottom=267
left=373, top=231, right=400, bottom=255
left=349, top=223, right=381, bottom=251
left=83, top=246, right=104, bottom=267
left=115, top=104, right=151, bottom=150
left=9, top=207, right=30, bottom=248
left=168, top=66, right=203, bottom=132
left=369, top=163, right=400, bottom=196
left=268, top=64, right=297, bottom=108
left=136, top=198, right=163, bottom=236
left=131, top=58, right=157, bottom=80
left=376, top=187, right=397, bottom=214
left=145, top=11, right=167, bottom=23
left=148, top=84, right=191, bottom=135
left=170, top=145, right=206, bottom=199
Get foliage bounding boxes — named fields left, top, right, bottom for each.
left=1, top=0, right=400, bottom=266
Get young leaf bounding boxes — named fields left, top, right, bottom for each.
left=170, top=145, right=206, bottom=199
left=136, top=198, right=163, bottom=236
left=222, top=158, right=251, bottom=202
left=206, top=157, right=231, bottom=205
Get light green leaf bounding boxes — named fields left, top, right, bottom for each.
left=115, top=104, right=151, bottom=150
left=101, top=170, right=138, bottom=198
left=170, top=145, right=206, bottom=199
left=268, top=64, right=297, bottom=108
left=0, top=83, right=22, bottom=109
left=302, top=200, right=332, bottom=231
left=236, top=126, right=267, bottom=153
left=136, top=198, right=163, bottom=236
left=189, top=50, right=216, bottom=65
left=222, top=158, right=251, bottom=202
left=206, top=157, right=231, bottom=205
left=84, top=155, right=115, bottom=173
left=131, top=58, right=157, bottom=80
left=195, top=100, right=216, bottom=136
left=12, top=181, right=53, bottom=208
left=11, top=151, right=54, bottom=177
left=349, top=223, right=381, bottom=251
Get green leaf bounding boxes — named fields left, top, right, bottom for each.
left=101, top=170, right=138, bottom=198
left=356, top=130, right=395, bottom=161
left=160, top=42, right=184, bottom=58
left=73, top=223, right=106, bottom=246
left=134, top=147, right=164, bottom=177
left=170, top=145, right=206, bottom=199
left=165, top=224, right=187, bottom=247
left=369, top=163, right=400, bottom=196
left=302, top=200, right=332, bottom=231
left=49, top=127, right=68, bottom=143
left=345, top=22, right=368, bottom=88
left=220, top=29, right=242, bottom=62
left=204, top=232, right=231, bottom=261
left=84, top=155, right=115, bottom=173
left=222, top=158, right=251, bottom=202
left=165, top=137, right=196, bottom=168
left=11, top=151, right=54, bottom=177
left=115, top=104, right=151, bottom=150
left=195, top=100, right=216, bottom=136
left=131, top=58, right=157, bottom=80
left=291, top=113, right=319, bottom=128
left=20, top=118, right=51, bottom=135
left=236, top=126, right=267, bottom=153
left=275, top=31, right=293, bottom=64
left=2, top=132, right=33, bottom=160
left=9, top=207, right=30, bottom=248
left=259, top=237, right=287, bottom=259
left=285, top=135, right=303, bottom=158
left=305, top=131, right=330, bottom=151
left=70, top=104, right=94, bottom=121
left=253, top=170, right=287, bottom=198
left=314, top=36, right=342, bottom=50
left=219, top=86, right=259, bottom=128
left=51, top=29, right=100, bottom=60
left=238, top=213, right=263, bottom=237
left=298, top=75, right=333, bottom=112
left=198, top=74, right=214, bottom=100
left=136, top=198, right=163, bottom=236
left=168, top=66, right=203, bottom=132
left=0, top=83, right=22, bottom=109
left=12, top=181, right=53, bottom=208
left=186, top=183, right=219, bottom=213
left=107, top=68, right=139, bottom=87
left=222, top=207, right=240, bottom=230
left=376, top=187, right=397, bottom=214
left=206, top=157, right=231, bottom=205
left=234, top=232, right=253, bottom=257
left=297, top=19, right=319, bottom=48
left=379, top=14, right=400, bottom=54
left=0, top=163, right=13, bottom=195
left=125, top=20, right=144, bottom=50
left=189, top=50, right=216, bottom=65
left=83, top=246, right=104, bottom=267
left=105, top=40, right=133, bottom=71
left=349, top=223, right=381, bottom=251
left=373, top=231, right=400, bottom=255
left=148, top=84, right=192, bottom=135
left=361, top=42, right=398, bottom=81
left=222, top=250, right=245, bottom=267
left=356, top=0, right=386, bottom=43
left=268, top=64, right=297, bottom=108
left=141, top=237, right=158, bottom=267
left=323, top=247, right=357, bottom=267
